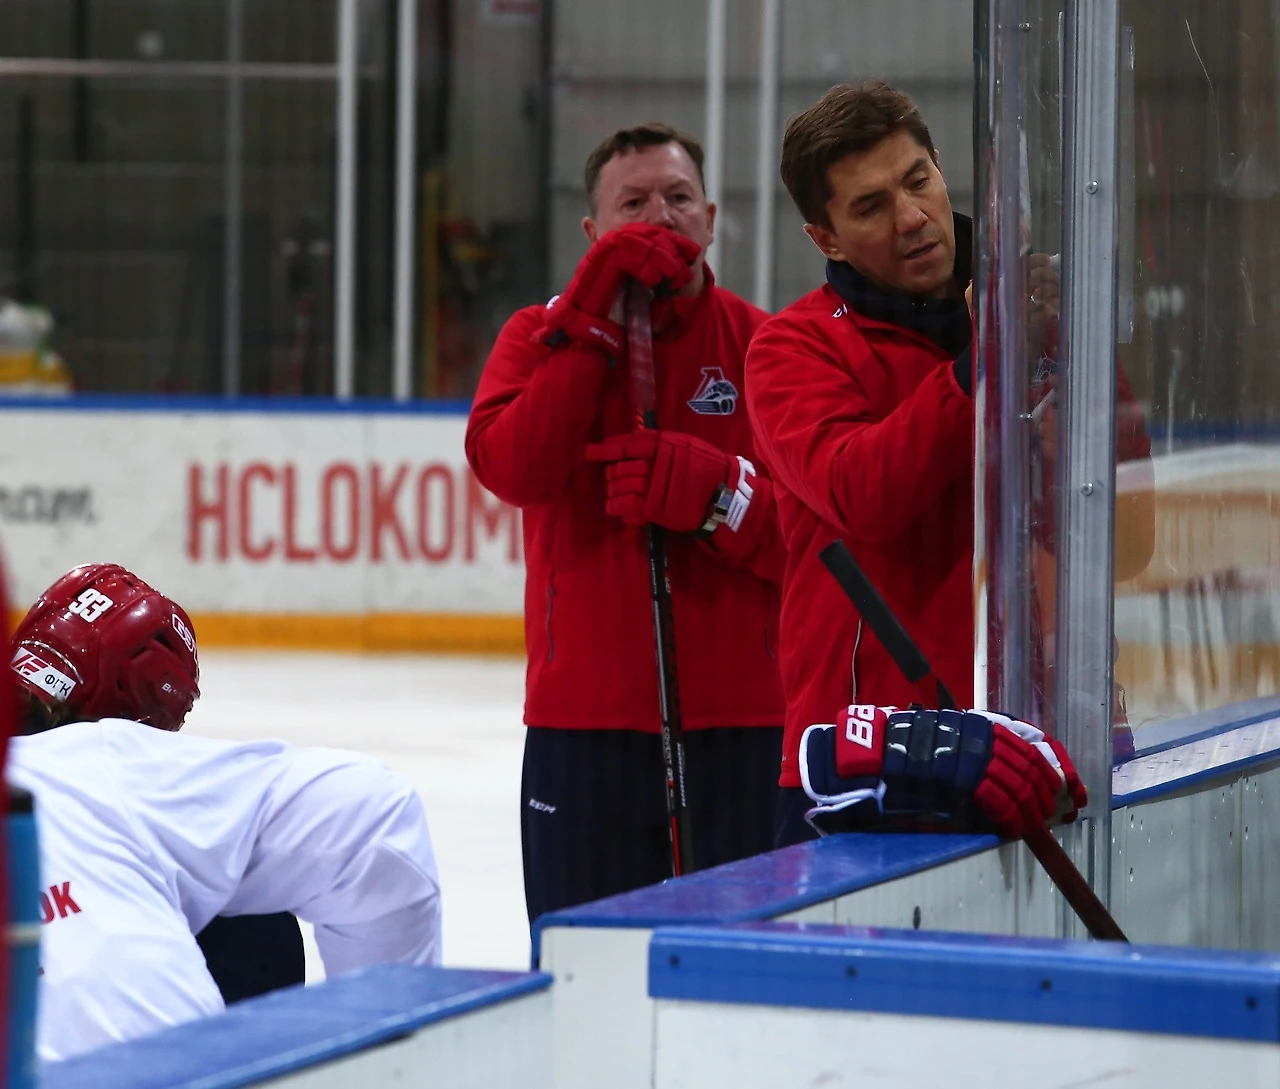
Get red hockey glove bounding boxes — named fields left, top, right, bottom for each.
left=585, top=429, right=732, bottom=533
left=799, top=706, right=1087, bottom=840
left=972, top=715, right=1071, bottom=840
left=1042, top=735, right=1089, bottom=822
left=542, top=225, right=701, bottom=355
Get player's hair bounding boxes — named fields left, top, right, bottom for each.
left=780, top=80, right=937, bottom=228
left=583, top=123, right=707, bottom=215
left=16, top=688, right=70, bottom=735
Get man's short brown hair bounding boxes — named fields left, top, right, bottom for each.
left=780, top=81, right=937, bottom=228
left=583, top=123, right=707, bottom=214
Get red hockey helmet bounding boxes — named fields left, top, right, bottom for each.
left=10, top=563, right=200, bottom=732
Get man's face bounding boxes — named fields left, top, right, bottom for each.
left=584, top=142, right=716, bottom=292
left=804, top=129, right=957, bottom=299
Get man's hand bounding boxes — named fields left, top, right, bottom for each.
left=585, top=430, right=731, bottom=533
left=799, top=705, right=1087, bottom=838
left=1029, top=252, right=1061, bottom=362
left=543, top=225, right=701, bottom=355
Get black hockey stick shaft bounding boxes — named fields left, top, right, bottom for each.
left=625, top=280, right=696, bottom=877
left=818, top=541, right=1127, bottom=942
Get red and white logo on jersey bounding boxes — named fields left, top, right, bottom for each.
left=11, top=648, right=76, bottom=702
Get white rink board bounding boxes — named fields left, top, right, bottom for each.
left=266, top=990, right=552, bottom=1089
left=0, top=408, right=524, bottom=615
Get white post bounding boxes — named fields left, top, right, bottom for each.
left=334, top=0, right=358, bottom=400
left=1056, top=0, right=1122, bottom=930
left=393, top=0, right=418, bottom=402
left=752, top=0, right=781, bottom=310
left=222, top=0, right=243, bottom=396
left=704, top=0, right=727, bottom=277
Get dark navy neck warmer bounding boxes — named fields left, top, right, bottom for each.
left=825, top=212, right=974, bottom=361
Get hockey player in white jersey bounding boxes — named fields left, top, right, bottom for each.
left=6, top=563, right=442, bottom=1062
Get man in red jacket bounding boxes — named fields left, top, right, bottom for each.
left=466, top=123, right=785, bottom=923
left=746, top=81, right=1152, bottom=848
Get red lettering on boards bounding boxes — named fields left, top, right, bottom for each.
left=371, top=465, right=411, bottom=562
left=186, top=462, right=522, bottom=565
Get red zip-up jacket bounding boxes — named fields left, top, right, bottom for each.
left=467, top=274, right=785, bottom=731
left=746, top=284, right=976, bottom=786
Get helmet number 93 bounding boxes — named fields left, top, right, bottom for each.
left=67, top=588, right=115, bottom=623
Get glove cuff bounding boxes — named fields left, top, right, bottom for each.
left=698, top=455, right=756, bottom=537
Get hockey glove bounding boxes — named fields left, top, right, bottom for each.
left=585, top=429, right=744, bottom=533
left=799, top=705, right=1086, bottom=839
left=542, top=224, right=701, bottom=355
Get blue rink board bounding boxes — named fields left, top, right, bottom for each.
left=533, top=710, right=1280, bottom=964
left=42, top=965, right=551, bottom=1089
left=649, top=923, right=1280, bottom=1041
left=531, top=832, right=999, bottom=963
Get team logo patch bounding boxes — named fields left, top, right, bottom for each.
left=687, top=367, right=739, bottom=416
left=11, top=648, right=76, bottom=702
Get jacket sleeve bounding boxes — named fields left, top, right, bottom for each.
left=213, top=748, right=442, bottom=975
left=118, top=728, right=442, bottom=975
left=1114, top=362, right=1156, bottom=582
left=1029, top=362, right=1156, bottom=581
left=697, top=461, right=786, bottom=583
left=745, top=318, right=973, bottom=544
left=466, top=306, right=609, bottom=507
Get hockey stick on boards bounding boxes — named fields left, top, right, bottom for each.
left=625, top=279, right=697, bottom=877
left=818, top=540, right=1128, bottom=942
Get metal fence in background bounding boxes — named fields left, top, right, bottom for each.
left=0, top=0, right=977, bottom=400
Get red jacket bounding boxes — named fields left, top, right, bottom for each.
left=746, top=284, right=976, bottom=785
left=467, top=275, right=785, bottom=731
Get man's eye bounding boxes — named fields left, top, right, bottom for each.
left=858, top=203, right=880, bottom=218
left=911, top=177, right=928, bottom=190
left=671, top=193, right=692, bottom=205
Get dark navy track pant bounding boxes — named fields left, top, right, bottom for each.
left=196, top=913, right=305, bottom=1004
left=774, top=785, right=821, bottom=849
left=520, top=725, right=782, bottom=927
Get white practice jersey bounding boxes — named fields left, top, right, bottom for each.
left=6, top=719, right=442, bottom=1063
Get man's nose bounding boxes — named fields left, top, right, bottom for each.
left=644, top=196, right=677, bottom=227
left=896, top=197, right=928, bottom=235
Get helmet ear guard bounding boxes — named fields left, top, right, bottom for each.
left=10, top=564, right=200, bottom=732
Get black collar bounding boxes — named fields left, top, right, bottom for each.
left=826, top=212, right=973, bottom=358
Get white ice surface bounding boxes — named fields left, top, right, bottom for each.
left=182, top=650, right=530, bottom=975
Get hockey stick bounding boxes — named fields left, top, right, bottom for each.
left=818, top=540, right=1127, bottom=942
left=625, top=279, right=697, bottom=878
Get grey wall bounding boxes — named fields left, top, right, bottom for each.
left=550, top=0, right=975, bottom=309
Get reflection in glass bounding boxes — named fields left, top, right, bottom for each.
left=1115, top=0, right=1280, bottom=742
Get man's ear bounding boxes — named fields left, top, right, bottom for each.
left=803, top=222, right=846, bottom=262
left=705, top=201, right=717, bottom=247
left=582, top=216, right=599, bottom=245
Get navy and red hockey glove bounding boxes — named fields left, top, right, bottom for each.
left=585, top=430, right=758, bottom=535
left=799, top=705, right=1087, bottom=838
left=542, top=224, right=701, bottom=355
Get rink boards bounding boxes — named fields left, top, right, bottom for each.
left=3, top=399, right=1280, bottom=676
left=0, top=399, right=525, bottom=652
left=32, top=700, right=1280, bottom=1088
